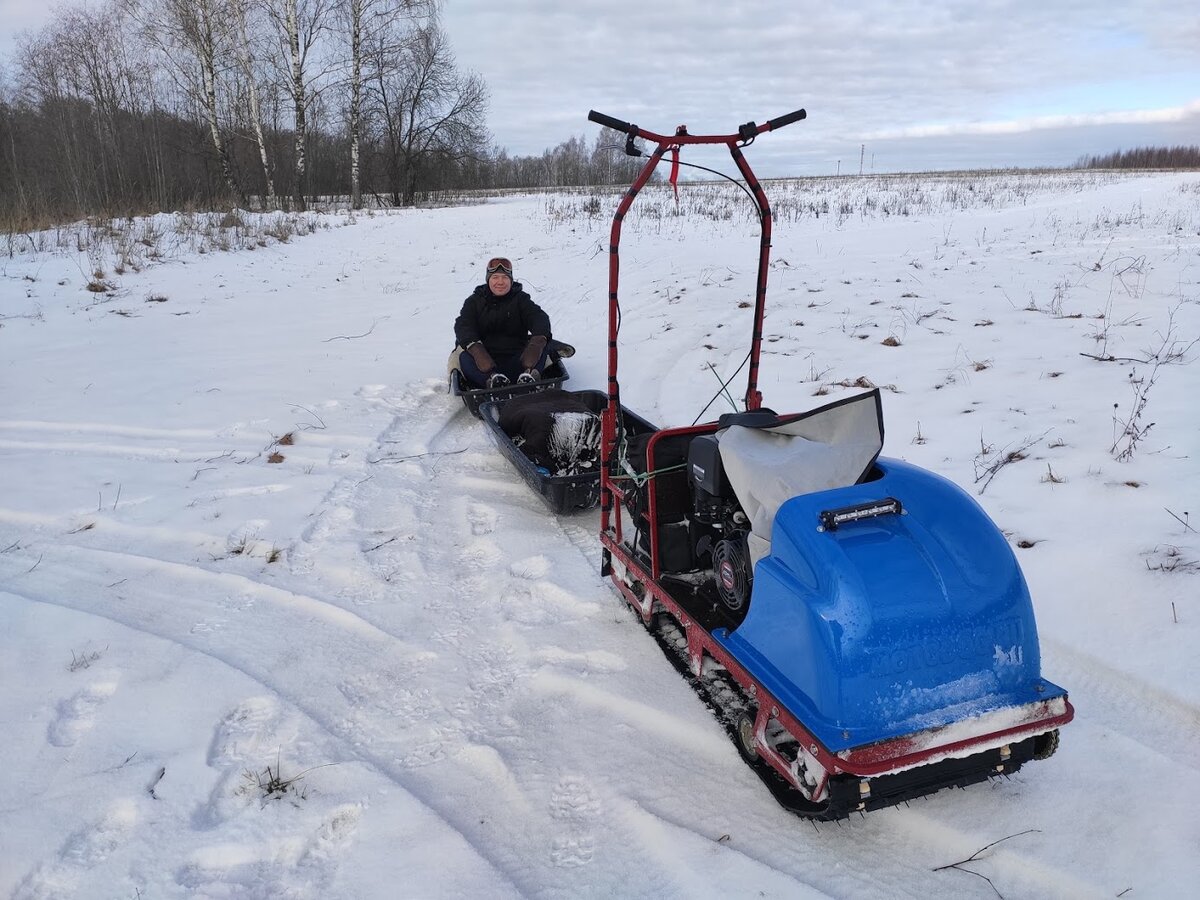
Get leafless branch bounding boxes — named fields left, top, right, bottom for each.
left=933, top=829, right=1041, bottom=899
left=322, top=316, right=385, bottom=342
left=368, top=447, right=468, bottom=464
left=974, top=431, right=1051, bottom=494
left=290, top=404, right=327, bottom=430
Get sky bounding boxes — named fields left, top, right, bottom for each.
left=1, top=0, right=1198, bottom=175
left=440, top=0, right=1200, bottom=175
left=1, top=171, right=1198, bottom=897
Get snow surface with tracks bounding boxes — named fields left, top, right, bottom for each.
left=2, top=171, right=1198, bottom=899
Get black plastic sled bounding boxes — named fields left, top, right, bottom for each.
left=479, top=390, right=656, bottom=514
left=448, top=341, right=576, bottom=418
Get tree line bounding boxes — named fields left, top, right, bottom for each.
left=0, top=0, right=644, bottom=229
left=1075, top=146, right=1200, bottom=170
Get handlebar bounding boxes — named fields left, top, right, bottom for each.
left=587, top=107, right=806, bottom=145
left=767, top=108, right=807, bottom=131
left=587, top=110, right=634, bottom=134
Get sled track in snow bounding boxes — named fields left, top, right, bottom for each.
left=1042, top=637, right=1200, bottom=773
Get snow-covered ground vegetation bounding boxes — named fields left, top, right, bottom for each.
left=1, top=169, right=1198, bottom=898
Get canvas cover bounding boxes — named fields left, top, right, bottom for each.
left=498, top=390, right=601, bottom=476
left=717, top=391, right=884, bottom=564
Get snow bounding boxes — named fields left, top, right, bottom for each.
left=2, top=169, right=1199, bottom=899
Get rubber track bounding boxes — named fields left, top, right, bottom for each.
left=641, top=609, right=1043, bottom=821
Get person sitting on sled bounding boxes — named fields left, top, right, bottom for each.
left=453, top=256, right=553, bottom=389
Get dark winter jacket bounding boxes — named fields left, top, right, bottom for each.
left=453, top=282, right=552, bottom=358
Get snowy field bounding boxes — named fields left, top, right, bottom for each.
left=1, top=169, right=1198, bottom=899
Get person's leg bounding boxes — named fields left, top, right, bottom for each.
left=493, top=353, right=526, bottom=381
left=462, top=351, right=528, bottom=387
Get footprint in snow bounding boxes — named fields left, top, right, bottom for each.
left=459, top=538, right=502, bottom=569
left=509, top=554, right=550, bottom=579
left=467, top=502, right=498, bottom=535
left=498, top=581, right=601, bottom=627
left=549, top=774, right=602, bottom=868
left=180, top=804, right=361, bottom=898
left=551, top=775, right=603, bottom=821
left=550, top=833, right=595, bottom=868
left=12, top=800, right=138, bottom=898
left=299, top=804, right=363, bottom=871
left=206, top=696, right=284, bottom=767
left=60, top=799, right=138, bottom=866
left=47, top=681, right=117, bottom=747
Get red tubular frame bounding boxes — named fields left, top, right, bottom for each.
left=599, top=119, right=785, bottom=546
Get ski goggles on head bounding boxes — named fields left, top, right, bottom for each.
left=486, top=257, right=513, bottom=277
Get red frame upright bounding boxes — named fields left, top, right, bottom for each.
left=591, top=111, right=806, bottom=564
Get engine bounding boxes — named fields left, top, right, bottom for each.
left=688, top=434, right=752, bottom=611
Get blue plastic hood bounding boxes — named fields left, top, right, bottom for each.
left=715, top=458, right=1064, bottom=753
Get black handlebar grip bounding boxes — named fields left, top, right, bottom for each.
left=588, top=110, right=634, bottom=134
left=767, top=108, right=807, bottom=131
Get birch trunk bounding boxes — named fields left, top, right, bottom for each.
left=287, top=0, right=307, bottom=211
left=349, top=0, right=362, bottom=209
left=198, top=6, right=246, bottom=207
left=232, top=0, right=275, bottom=208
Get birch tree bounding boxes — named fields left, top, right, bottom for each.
left=264, top=0, right=335, bottom=210
left=128, top=0, right=247, bottom=207
left=341, top=0, right=431, bottom=209
left=346, top=0, right=365, bottom=208
left=367, top=18, right=487, bottom=206
left=230, top=0, right=275, bottom=207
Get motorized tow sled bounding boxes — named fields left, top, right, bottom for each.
left=586, top=108, right=1073, bottom=819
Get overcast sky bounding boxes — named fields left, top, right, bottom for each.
left=2, top=0, right=1197, bottom=176
left=442, top=0, right=1200, bottom=175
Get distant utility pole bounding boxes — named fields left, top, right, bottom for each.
left=837, top=160, right=841, bottom=176
left=859, top=144, right=865, bottom=176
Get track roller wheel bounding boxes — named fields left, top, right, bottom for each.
left=1033, top=728, right=1060, bottom=760
left=735, top=712, right=759, bottom=763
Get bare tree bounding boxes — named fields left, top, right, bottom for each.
left=230, top=0, right=275, bottom=207
left=263, top=0, right=336, bottom=210
left=0, top=65, right=25, bottom=216
left=367, top=19, right=487, bottom=206
left=128, top=0, right=247, bottom=207
left=2, top=0, right=645, bottom=226
left=339, top=0, right=431, bottom=209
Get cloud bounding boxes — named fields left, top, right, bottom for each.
left=444, top=0, right=1200, bottom=172
left=864, top=100, right=1200, bottom=141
